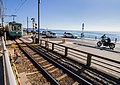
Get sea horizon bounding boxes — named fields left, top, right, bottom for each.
left=24, top=28, right=120, bottom=42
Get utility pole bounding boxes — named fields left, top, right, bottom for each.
left=38, top=0, right=40, bottom=44
left=11, top=15, right=17, bottom=22
left=0, top=0, right=3, bottom=24
left=0, top=0, right=5, bottom=40
left=0, top=0, right=4, bottom=20
left=27, top=17, right=28, bottom=34
left=4, top=15, right=17, bottom=22
left=1, top=15, right=3, bottom=29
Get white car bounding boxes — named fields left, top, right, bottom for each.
left=42, top=31, right=57, bottom=38
left=42, top=31, right=48, bottom=35
left=63, top=32, right=77, bottom=38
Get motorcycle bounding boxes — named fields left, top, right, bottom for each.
left=97, top=37, right=115, bottom=49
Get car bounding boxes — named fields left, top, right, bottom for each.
left=42, top=31, right=48, bottom=35
left=63, top=32, right=77, bottom=38
left=42, top=31, right=57, bottom=38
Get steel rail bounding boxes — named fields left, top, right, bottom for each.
left=39, top=39, right=120, bottom=84
left=16, top=42, right=60, bottom=85
left=43, top=44, right=120, bottom=84
left=19, top=39, right=92, bottom=84
left=33, top=45, right=97, bottom=84
left=25, top=44, right=92, bottom=85
left=35, top=45, right=119, bottom=84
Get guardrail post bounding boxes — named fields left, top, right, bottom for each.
left=45, top=41, right=49, bottom=52
left=52, top=43, right=54, bottom=51
left=86, top=54, right=92, bottom=67
left=65, top=47, right=68, bottom=56
left=40, top=40, right=42, bottom=46
left=45, top=41, right=48, bottom=48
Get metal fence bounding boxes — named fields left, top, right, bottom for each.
left=39, top=39, right=120, bottom=83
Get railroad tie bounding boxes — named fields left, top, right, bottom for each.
left=29, top=63, right=33, bottom=66
left=43, top=82, right=51, bottom=85
left=49, top=68, right=59, bottom=73
left=26, top=71, right=39, bottom=76
left=29, top=52, right=36, bottom=55
left=34, top=57, right=43, bottom=60
left=39, top=60, right=47, bottom=64
left=72, top=81, right=79, bottom=85
left=56, top=74, right=68, bottom=81
left=33, top=54, right=40, bottom=56
left=26, top=59, right=30, bottom=62
left=43, top=63, right=52, bottom=68
left=45, top=66, right=55, bottom=70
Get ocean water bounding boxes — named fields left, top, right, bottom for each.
left=48, top=29, right=120, bottom=42
left=25, top=28, right=120, bottom=42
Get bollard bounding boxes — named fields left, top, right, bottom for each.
left=45, top=38, right=49, bottom=41
left=40, top=40, right=42, bottom=46
left=45, top=38, right=49, bottom=51
left=52, top=43, right=54, bottom=51
left=62, top=38, right=66, bottom=43
left=65, top=47, right=68, bottom=56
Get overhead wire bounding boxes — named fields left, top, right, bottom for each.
left=14, top=0, right=23, bottom=11
left=14, top=0, right=28, bottom=14
left=3, top=0, right=26, bottom=22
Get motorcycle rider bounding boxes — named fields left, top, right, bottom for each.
left=97, top=34, right=115, bottom=49
left=101, top=34, right=111, bottom=43
left=101, top=34, right=106, bottom=42
left=106, top=37, right=111, bottom=43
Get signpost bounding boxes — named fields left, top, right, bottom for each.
left=81, top=23, right=84, bottom=38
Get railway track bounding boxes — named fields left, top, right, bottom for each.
left=31, top=44, right=119, bottom=85
left=12, top=46, right=50, bottom=84
left=13, top=38, right=120, bottom=85
left=15, top=39, right=91, bottom=85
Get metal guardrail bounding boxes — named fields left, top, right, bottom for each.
left=1, top=37, right=17, bottom=85
left=39, top=39, right=120, bottom=84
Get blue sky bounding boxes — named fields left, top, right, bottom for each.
left=3, top=0, right=120, bottom=31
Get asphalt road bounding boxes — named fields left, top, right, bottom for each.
left=49, top=37, right=120, bottom=52
left=48, top=37, right=120, bottom=78
left=22, top=35, right=120, bottom=78
left=48, top=37, right=120, bottom=61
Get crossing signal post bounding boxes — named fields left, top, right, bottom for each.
left=35, top=23, right=37, bottom=29
left=31, top=18, right=35, bottom=34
